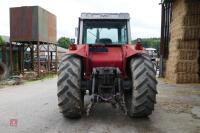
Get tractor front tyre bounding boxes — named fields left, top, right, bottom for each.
left=125, top=54, right=158, bottom=118
left=57, top=55, right=83, bottom=118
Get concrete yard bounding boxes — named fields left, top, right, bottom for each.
left=0, top=77, right=200, bottom=133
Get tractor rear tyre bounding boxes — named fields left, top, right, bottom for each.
left=0, top=62, right=8, bottom=80
left=57, top=55, right=83, bottom=118
left=125, top=54, right=157, bottom=118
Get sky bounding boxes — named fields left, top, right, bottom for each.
left=0, top=0, right=161, bottom=40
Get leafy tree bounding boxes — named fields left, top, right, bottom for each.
left=132, top=38, right=160, bottom=51
left=0, top=36, right=5, bottom=45
left=57, top=37, right=71, bottom=49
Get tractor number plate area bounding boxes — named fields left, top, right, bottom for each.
left=93, top=67, right=119, bottom=102
left=89, top=47, right=108, bottom=52
left=85, top=67, right=127, bottom=116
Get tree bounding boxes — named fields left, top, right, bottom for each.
left=0, top=36, right=5, bottom=45
left=57, top=37, right=71, bottom=49
left=132, top=38, right=160, bottom=51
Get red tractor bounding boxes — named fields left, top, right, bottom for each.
left=57, top=13, right=157, bottom=118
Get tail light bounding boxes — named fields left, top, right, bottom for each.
left=135, top=43, right=143, bottom=50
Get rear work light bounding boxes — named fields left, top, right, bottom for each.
left=135, top=43, right=143, bottom=50
left=69, top=44, right=77, bottom=50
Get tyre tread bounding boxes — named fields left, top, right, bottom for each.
left=57, top=55, right=83, bottom=118
left=126, top=54, right=157, bottom=118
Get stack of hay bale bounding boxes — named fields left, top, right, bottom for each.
left=166, top=0, right=200, bottom=83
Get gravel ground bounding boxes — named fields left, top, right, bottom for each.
left=0, top=77, right=200, bottom=133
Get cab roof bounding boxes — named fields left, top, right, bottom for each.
left=80, top=13, right=130, bottom=20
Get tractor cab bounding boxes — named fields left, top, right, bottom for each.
left=77, top=13, right=132, bottom=45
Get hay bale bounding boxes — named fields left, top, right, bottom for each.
left=186, top=2, right=200, bottom=14
left=166, top=0, right=200, bottom=83
left=166, top=59, right=199, bottom=73
left=169, top=39, right=199, bottom=51
left=166, top=72, right=199, bottom=83
left=168, top=49, right=199, bottom=60
left=166, top=38, right=200, bottom=83
left=172, top=0, right=200, bottom=19
left=170, top=26, right=200, bottom=40
left=23, top=71, right=38, bottom=80
left=170, top=15, right=200, bottom=28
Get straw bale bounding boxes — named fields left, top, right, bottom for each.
left=170, top=15, right=200, bottom=28
left=166, top=59, right=199, bottom=73
left=172, top=0, right=200, bottom=19
left=166, top=72, right=199, bottom=83
left=168, top=49, right=199, bottom=60
left=165, top=0, right=200, bottom=83
left=170, top=26, right=200, bottom=40
left=169, top=39, right=199, bottom=51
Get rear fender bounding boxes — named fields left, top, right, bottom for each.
left=122, top=45, right=144, bottom=78
left=66, top=44, right=144, bottom=79
left=67, top=45, right=90, bottom=79
left=123, top=45, right=144, bottom=58
left=67, top=45, right=89, bottom=58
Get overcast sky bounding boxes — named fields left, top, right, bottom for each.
left=0, top=0, right=161, bottom=40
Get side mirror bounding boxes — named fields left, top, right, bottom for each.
left=71, top=38, right=75, bottom=44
